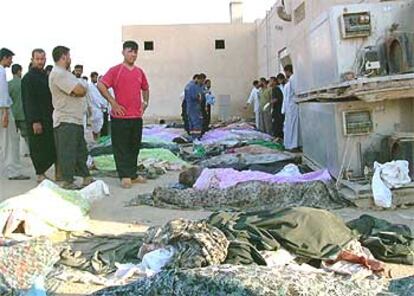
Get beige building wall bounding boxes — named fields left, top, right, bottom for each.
left=122, top=0, right=388, bottom=121
left=256, top=2, right=289, bottom=78
left=122, top=23, right=257, bottom=121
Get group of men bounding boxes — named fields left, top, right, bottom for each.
left=0, top=40, right=150, bottom=189
left=181, top=73, right=215, bottom=140
left=246, top=64, right=300, bottom=151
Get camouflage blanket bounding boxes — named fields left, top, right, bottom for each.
left=0, top=238, right=60, bottom=294
left=142, top=219, right=229, bottom=269
left=90, top=264, right=387, bottom=296
left=388, top=276, right=414, bottom=296
left=127, top=181, right=351, bottom=211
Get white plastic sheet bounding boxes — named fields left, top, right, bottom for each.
left=0, top=180, right=109, bottom=237
left=110, top=247, right=175, bottom=285
left=372, top=160, right=411, bottom=208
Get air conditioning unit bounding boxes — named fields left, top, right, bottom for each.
left=384, top=32, right=414, bottom=74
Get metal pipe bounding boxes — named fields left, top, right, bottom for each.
left=357, top=141, right=364, bottom=177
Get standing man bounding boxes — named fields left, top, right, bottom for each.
left=22, top=48, right=57, bottom=183
left=271, top=74, right=285, bottom=140
left=73, top=65, right=91, bottom=130
left=197, top=73, right=208, bottom=134
left=0, top=48, right=30, bottom=180
left=259, top=78, right=272, bottom=134
left=245, top=80, right=260, bottom=129
left=49, top=46, right=92, bottom=189
left=204, top=79, right=215, bottom=131
left=97, top=75, right=110, bottom=137
left=97, top=41, right=150, bottom=189
left=88, top=71, right=106, bottom=140
left=283, top=64, right=301, bottom=151
left=8, top=64, right=29, bottom=154
left=182, top=74, right=198, bottom=134
left=185, top=74, right=204, bottom=140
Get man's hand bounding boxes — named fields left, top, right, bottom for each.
left=1, top=110, right=9, bottom=128
left=33, top=122, right=43, bottom=135
left=143, top=101, right=149, bottom=113
left=110, top=100, right=126, bottom=116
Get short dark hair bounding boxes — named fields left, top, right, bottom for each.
left=253, top=80, right=259, bottom=86
left=45, top=65, right=53, bottom=72
left=123, top=40, right=138, bottom=51
left=90, top=71, right=98, bottom=78
left=193, top=74, right=199, bottom=80
left=52, top=46, right=70, bottom=63
left=259, top=77, right=267, bottom=83
left=31, top=48, right=45, bottom=58
left=276, top=73, right=286, bottom=80
left=74, top=64, right=83, bottom=70
left=198, top=73, right=207, bottom=79
left=11, top=64, right=22, bottom=74
left=284, top=64, right=293, bottom=73
left=0, top=48, right=14, bottom=61
left=270, top=76, right=277, bottom=82
left=82, top=76, right=88, bottom=81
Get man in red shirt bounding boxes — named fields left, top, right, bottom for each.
left=97, top=41, right=150, bottom=188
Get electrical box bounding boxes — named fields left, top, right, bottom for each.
left=340, top=12, right=371, bottom=39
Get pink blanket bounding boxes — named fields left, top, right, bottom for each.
left=193, top=167, right=332, bottom=190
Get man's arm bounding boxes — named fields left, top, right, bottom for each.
left=97, top=81, right=125, bottom=116
left=54, top=72, right=87, bottom=98
left=22, top=77, right=44, bottom=134
left=0, top=70, right=11, bottom=128
left=142, top=89, right=149, bottom=112
left=1, top=107, right=8, bottom=128
left=71, top=84, right=87, bottom=97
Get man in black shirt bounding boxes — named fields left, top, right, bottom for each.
left=271, top=73, right=286, bottom=140
left=22, top=49, right=56, bottom=183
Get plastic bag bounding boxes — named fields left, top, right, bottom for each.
left=276, top=164, right=301, bottom=178
left=141, top=247, right=175, bottom=273
left=80, top=180, right=110, bottom=202
left=372, top=163, right=393, bottom=208
left=372, top=161, right=411, bottom=208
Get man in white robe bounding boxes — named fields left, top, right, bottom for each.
left=0, top=48, right=29, bottom=180
left=88, top=72, right=107, bottom=139
left=283, top=65, right=301, bottom=150
left=245, top=80, right=261, bottom=129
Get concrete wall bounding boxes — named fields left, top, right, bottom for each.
left=122, top=23, right=257, bottom=121
left=256, top=0, right=384, bottom=78
left=256, top=1, right=288, bottom=78
left=122, top=0, right=393, bottom=121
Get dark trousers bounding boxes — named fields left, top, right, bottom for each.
left=54, top=123, right=89, bottom=182
left=111, top=118, right=143, bottom=179
left=203, top=104, right=211, bottom=133
left=181, top=101, right=189, bottom=134
left=272, top=110, right=285, bottom=138
left=28, top=122, right=56, bottom=175
left=101, top=111, right=109, bottom=136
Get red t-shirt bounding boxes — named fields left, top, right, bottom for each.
left=101, top=64, right=149, bottom=119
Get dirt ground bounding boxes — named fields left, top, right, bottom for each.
left=1, top=154, right=414, bottom=295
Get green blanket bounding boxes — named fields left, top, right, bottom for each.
left=94, top=148, right=188, bottom=171
left=207, top=207, right=355, bottom=265
left=347, top=215, right=414, bottom=265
